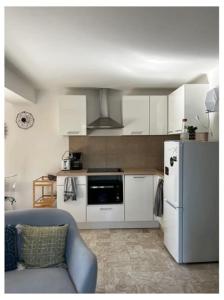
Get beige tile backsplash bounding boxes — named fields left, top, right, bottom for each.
left=69, top=135, right=179, bottom=170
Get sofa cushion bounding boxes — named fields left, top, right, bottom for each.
left=20, top=224, right=68, bottom=267
left=5, top=225, right=18, bottom=271
left=5, top=267, right=77, bottom=293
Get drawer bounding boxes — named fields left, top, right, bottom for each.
left=57, top=176, right=87, bottom=186
left=87, top=205, right=124, bottom=222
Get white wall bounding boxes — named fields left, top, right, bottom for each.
left=207, top=66, right=219, bottom=141
left=5, top=91, right=68, bottom=209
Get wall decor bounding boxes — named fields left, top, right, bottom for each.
left=16, top=111, right=35, bottom=129
left=5, top=123, right=8, bottom=137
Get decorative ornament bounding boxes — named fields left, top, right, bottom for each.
left=4, top=123, right=8, bottom=137
left=16, top=111, right=34, bottom=129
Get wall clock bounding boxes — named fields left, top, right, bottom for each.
left=16, top=111, right=35, bottom=129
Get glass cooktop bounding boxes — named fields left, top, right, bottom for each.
left=87, top=168, right=123, bottom=173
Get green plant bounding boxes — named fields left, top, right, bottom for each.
left=187, top=126, right=197, bottom=133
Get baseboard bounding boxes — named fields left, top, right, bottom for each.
left=77, top=220, right=160, bottom=229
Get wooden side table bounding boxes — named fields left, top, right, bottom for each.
left=33, top=176, right=56, bottom=208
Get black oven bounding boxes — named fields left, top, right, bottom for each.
left=88, top=175, right=123, bottom=205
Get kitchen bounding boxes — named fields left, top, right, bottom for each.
left=56, top=84, right=218, bottom=260
left=56, top=86, right=208, bottom=217
left=4, top=6, right=219, bottom=294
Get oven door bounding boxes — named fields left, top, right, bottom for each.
left=88, top=175, right=123, bottom=205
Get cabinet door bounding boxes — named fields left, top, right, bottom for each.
left=58, top=95, right=86, bottom=135
left=185, top=84, right=209, bottom=133
left=125, top=175, right=154, bottom=221
left=150, top=96, right=167, bottom=135
left=122, top=96, right=149, bottom=135
left=173, top=86, right=185, bottom=133
left=57, top=184, right=87, bottom=222
left=87, top=205, right=124, bottom=222
left=168, top=93, right=175, bottom=134
left=168, top=87, right=185, bottom=134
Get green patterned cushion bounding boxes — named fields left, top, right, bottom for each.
left=20, top=224, right=68, bottom=268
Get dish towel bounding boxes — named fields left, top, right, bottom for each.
left=153, top=178, right=164, bottom=217
left=64, top=177, right=77, bottom=201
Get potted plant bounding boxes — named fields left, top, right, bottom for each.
left=187, top=126, right=197, bottom=140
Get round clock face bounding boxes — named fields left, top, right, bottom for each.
left=16, top=111, right=35, bottom=129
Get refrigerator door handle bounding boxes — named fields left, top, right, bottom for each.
left=165, top=166, right=169, bottom=175
left=165, top=200, right=177, bottom=210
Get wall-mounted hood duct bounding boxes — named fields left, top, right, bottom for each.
left=87, top=88, right=123, bottom=129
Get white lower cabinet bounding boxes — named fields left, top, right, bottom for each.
left=57, top=175, right=158, bottom=226
left=87, top=205, right=124, bottom=222
left=57, top=176, right=87, bottom=222
left=124, top=175, right=154, bottom=221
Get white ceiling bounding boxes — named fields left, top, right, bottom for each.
left=5, top=7, right=219, bottom=89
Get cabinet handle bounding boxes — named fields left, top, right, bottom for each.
left=90, top=186, right=114, bottom=189
left=100, top=207, right=112, bottom=211
left=131, top=131, right=143, bottom=135
left=133, top=176, right=145, bottom=179
left=166, top=200, right=177, bottom=210
left=67, top=131, right=80, bottom=134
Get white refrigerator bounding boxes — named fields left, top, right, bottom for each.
left=163, top=141, right=219, bottom=263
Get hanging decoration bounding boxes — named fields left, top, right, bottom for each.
left=5, top=123, right=8, bottom=137
left=16, top=111, right=35, bottom=129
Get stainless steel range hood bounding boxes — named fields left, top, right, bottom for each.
left=87, top=89, right=123, bottom=129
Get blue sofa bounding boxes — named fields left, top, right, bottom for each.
left=5, top=208, right=97, bottom=293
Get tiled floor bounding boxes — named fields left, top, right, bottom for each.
left=80, top=228, right=219, bottom=293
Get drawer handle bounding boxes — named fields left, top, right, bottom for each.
left=133, top=176, right=145, bottom=179
left=90, top=186, right=114, bottom=189
left=166, top=200, right=177, bottom=209
left=131, top=131, right=143, bottom=135
left=100, top=207, right=112, bottom=211
left=175, top=130, right=181, bottom=133
left=67, top=131, right=80, bottom=134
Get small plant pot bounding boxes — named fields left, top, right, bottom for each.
left=189, top=132, right=196, bottom=140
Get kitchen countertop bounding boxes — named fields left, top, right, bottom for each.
left=57, top=169, right=88, bottom=176
left=123, top=168, right=164, bottom=177
left=56, top=168, right=164, bottom=177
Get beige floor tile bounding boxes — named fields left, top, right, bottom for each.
left=80, top=228, right=219, bottom=293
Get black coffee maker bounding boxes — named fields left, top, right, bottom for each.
left=70, top=152, right=83, bottom=170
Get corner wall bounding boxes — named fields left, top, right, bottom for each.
left=5, top=92, right=68, bottom=209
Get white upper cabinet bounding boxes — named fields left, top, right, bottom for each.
left=122, top=95, right=150, bottom=135
left=150, top=96, right=168, bottom=135
left=168, top=84, right=209, bottom=134
left=168, top=86, right=185, bottom=134
left=58, top=95, right=87, bottom=135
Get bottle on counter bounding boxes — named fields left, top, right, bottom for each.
left=180, top=118, right=189, bottom=140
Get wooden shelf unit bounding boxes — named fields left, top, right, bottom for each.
left=33, top=176, right=56, bottom=208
